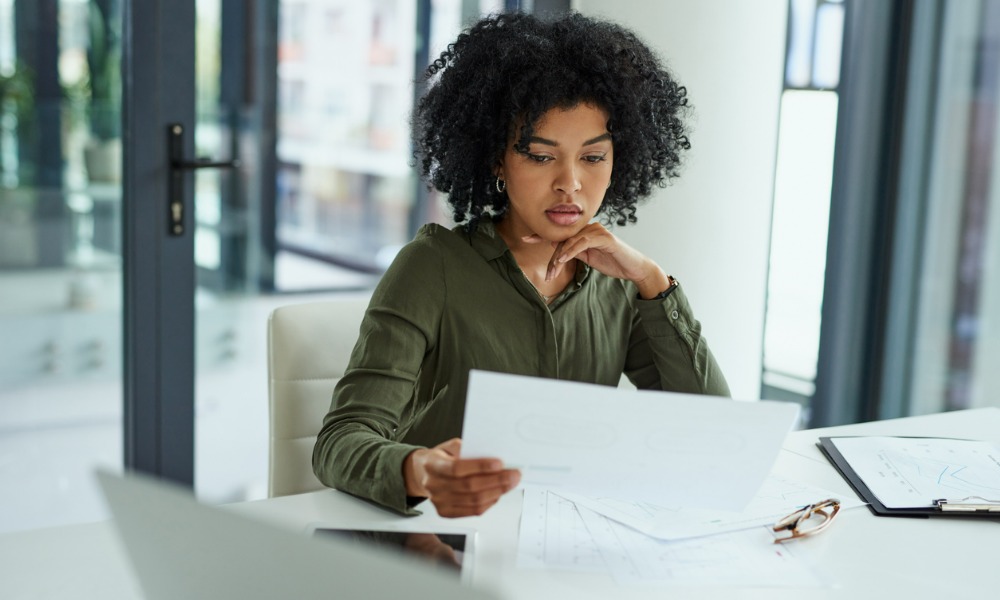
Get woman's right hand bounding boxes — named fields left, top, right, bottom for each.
left=403, top=438, right=521, bottom=518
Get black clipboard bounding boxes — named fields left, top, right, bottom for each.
left=817, top=436, right=1000, bottom=519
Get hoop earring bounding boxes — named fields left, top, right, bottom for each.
left=496, top=176, right=506, bottom=193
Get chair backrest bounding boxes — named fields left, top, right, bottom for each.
left=267, top=295, right=371, bottom=497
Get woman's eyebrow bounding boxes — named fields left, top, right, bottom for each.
left=527, top=132, right=612, bottom=147
left=583, top=133, right=612, bottom=145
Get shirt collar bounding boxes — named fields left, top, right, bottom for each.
left=459, top=220, right=510, bottom=262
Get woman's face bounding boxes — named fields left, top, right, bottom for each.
left=498, top=103, right=613, bottom=243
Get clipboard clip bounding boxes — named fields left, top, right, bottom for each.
left=933, top=496, right=1000, bottom=512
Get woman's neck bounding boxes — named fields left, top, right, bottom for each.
left=495, top=219, right=552, bottom=273
left=495, top=218, right=576, bottom=296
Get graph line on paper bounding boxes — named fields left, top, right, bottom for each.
left=880, top=450, right=1000, bottom=496
left=516, top=487, right=607, bottom=572
left=831, top=437, right=1000, bottom=508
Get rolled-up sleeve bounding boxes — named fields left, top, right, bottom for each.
left=312, top=236, right=444, bottom=514
left=623, top=284, right=731, bottom=397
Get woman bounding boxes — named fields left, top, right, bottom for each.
left=312, top=12, right=730, bottom=518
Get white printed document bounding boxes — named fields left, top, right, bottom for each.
left=826, top=436, right=1000, bottom=508
left=559, top=475, right=866, bottom=541
left=518, top=487, right=830, bottom=587
left=461, top=371, right=800, bottom=511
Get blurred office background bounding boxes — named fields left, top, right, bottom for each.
left=0, top=0, right=998, bottom=533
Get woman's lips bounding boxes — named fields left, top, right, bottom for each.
left=545, top=207, right=583, bottom=226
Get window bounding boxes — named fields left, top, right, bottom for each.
left=905, top=1, right=1000, bottom=415
left=761, top=0, right=844, bottom=414
left=773, top=0, right=1000, bottom=425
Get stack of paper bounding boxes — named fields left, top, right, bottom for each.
left=517, top=478, right=862, bottom=586
left=461, top=371, right=861, bottom=586
left=462, top=371, right=801, bottom=510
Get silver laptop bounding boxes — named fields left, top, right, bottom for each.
left=96, top=470, right=500, bottom=600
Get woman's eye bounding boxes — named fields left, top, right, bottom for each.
left=526, top=153, right=552, bottom=163
left=583, top=154, right=607, bottom=164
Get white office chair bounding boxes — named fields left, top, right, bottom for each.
left=266, top=295, right=371, bottom=497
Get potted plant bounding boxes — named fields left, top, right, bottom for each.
left=0, top=61, right=34, bottom=179
left=83, top=0, right=122, bottom=183
left=0, top=62, right=36, bottom=267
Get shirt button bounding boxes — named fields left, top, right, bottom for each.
left=670, top=310, right=680, bottom=320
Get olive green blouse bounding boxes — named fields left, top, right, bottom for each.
left=312, top=221, right=730, bottom=514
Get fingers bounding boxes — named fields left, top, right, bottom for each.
left=430, top=468, right=521, bottom=518
left=555, top=224, right=613, bottom=263
left=522, top=223, right=649, bottom=283
left=426, top=463, right=519, bottom=494
left=435, top=437, right=461, bottom=457
left=424, top=454, right=519, bottom=493
left=427, top=438, right=501, bottom=477
left=423, top=453, right=522, bottom=517
left=545, top=223, right=653, bottom=283
left=426, top=453, right=504, bottom=478
left=546, top=224, right=612, bottom=281
left=545, top=241, right=567, bottom=281
left=425, top=468, right=519, bottom=503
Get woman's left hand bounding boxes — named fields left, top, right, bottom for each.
left=523, top=222, right=671, bottom=299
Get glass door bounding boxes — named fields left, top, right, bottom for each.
left=0, top=0, right=508, bottom=533
left=0, top=0, right=125, bottom=533
left=1, top=0, right=201, bottom=532
left=274, top=0, right=417, bottom=279
left=191, top=0, right=501, bottom=504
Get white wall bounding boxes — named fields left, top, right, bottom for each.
left=574, top=0, right=788, bottom=399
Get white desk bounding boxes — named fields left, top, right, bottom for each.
left=3, top=408, right=998, bottom=599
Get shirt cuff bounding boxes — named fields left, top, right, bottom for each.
left=372, top=442, right=426, bottom=516
left=635, top=283, right=695, bottom=338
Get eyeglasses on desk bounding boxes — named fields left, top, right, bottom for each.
left=772, top=498, right=841, bottom=543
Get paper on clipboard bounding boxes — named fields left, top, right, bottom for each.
left=460, top=370, right=800, bottom=511
left=823, top=436, right=1000, bottom=509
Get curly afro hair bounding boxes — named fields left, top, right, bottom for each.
left=412, top=11, right=691, bottom=230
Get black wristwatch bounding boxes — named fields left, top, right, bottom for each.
left=642, top=275, right=678, bottom=300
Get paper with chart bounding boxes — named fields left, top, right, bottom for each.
left=517, top=487, right=828, bottom=587
left=517, top=486, right=606, bottom=571
left=461, top=370, right=800, bottom=510
left=558, top=475, right=866, bottom=541
left=829, top=437, right=1000, bottom=508
left=577, top=503, right=827, bottom=587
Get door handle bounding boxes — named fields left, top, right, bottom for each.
left=167, top=123, right=241, bottom=236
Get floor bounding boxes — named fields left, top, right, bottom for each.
left=0, top=251, right=376, bottom=534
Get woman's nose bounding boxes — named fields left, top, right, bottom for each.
left=553, top=161, right=582, bottom=194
